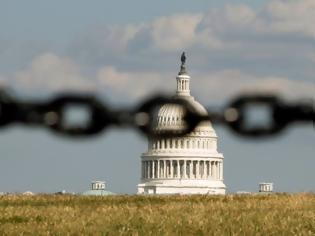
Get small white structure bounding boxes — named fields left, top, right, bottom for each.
left=259, top=182, right=274, bottom=192
left=137, top=53, right=226, bottom=195
left=82, top=181, right=114, bottom=196
left=91, top=181, right=106, bottom=190
left=22, top=191, right=34, bottom=196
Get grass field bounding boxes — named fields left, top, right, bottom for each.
left=0, top=193, right=314, bottom=235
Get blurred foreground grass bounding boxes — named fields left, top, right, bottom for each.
left=0, top=193, right=314, bottom=235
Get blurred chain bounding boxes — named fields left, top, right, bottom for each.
left=0, top=88, right=314, bottom=138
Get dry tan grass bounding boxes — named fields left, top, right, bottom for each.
left=0, top=193, right=314, bottom=235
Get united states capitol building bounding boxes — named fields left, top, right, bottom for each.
left=137, top=53, right=226, bottom=195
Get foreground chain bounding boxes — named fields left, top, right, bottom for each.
left=0, top=89, right=313, bottom=138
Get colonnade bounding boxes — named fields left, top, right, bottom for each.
left=141, top=159, right=222, bottom=180
left=177, top=78, right=189, bottom=91
left=150, top=138, right=215, bottom=150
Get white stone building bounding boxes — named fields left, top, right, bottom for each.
left=259, top=182, right=274, bottom=193
left=82, top=181, right=115, bottom=196
left=137, top=53, right=226, bottom=195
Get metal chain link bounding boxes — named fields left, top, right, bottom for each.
left=0, top=88, right=314, bottom=138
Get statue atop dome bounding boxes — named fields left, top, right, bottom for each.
left=181, top=52, right=186, bottom=66
left=179, top=52, right=187, bottom=75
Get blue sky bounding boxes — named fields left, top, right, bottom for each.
left=0, top=0, right=314, bottom=194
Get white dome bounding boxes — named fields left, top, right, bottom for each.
left=155, top=95, right=216, bottom=137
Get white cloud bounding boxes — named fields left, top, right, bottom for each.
left=194, top=70, right=315, bottom=102
left=265, top=0, right=315, bottom=37
left=150, top=14, right=202, bottom=51
left=96, top=67, right=315, bottom=103
left=97, top=66, right=170, bottom=99
left=14, top=53, right=96, bottom=92
left=3, top=52, right=314, bottom=103
left=3, top=0, right=315, bottom=103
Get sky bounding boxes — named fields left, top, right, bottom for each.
left=0, top=0, right=314, bottom=194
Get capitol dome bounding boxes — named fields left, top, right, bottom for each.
left=155, top=96, right=216, bottom=135
left=137, top=53, right=226, bottom=195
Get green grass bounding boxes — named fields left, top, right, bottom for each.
left=0, top=193, right=314, bottom=235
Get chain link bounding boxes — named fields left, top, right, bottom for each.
left=0, top=88, right=313, bottom=138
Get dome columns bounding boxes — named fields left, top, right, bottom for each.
left=176, top=74, right=191, bottom=97
left=141, top=159, right=223, bottom=180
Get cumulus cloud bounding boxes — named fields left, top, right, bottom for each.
left=67, top=0, right=315, bottom=79
left=3, top=0, right=315, bottom=103
left=2, top=52, right=314, bottom=104
left=13, top=53, right=96, bottom=93
left=264, top=0, right=315, bottom=37
left=97, top=66, right=170, bottom=99
left=193, top=70, right=315, bottom=102
left=149, top=14, right=203, bottom=51
left=96, top=67, right=315, bottom=103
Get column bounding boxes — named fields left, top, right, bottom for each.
left=202, top=161, right=206, bottom=179
left=220, top=162, right=223, bottom=180
left=205, top=161, right=208, bottom=179
left=184, top=160, right=187, bottom=178
left=153, top=161, right=155, bottom=178
left=145, top=161, right=147, bottom=179
left=147, top=161, right=151, bottom=179
left=214, top=161, right=218, bottom=179
left=142, top=161, right=144, bottom=179
left=170, top=160, right=173, bottom=178
left=157, top=160, right=160, bottom=178
left=143, top=161, right=145, bottom=179
left=163, top=160, right=166, bottom=178
left=189, top=161, right=193, bottom=179
left=177, top=160, right=180, bottom=178
left=212, top=161, right=216, bottom=179
left=217, top=162, right=220, bottom=180
left=196, top=161, right=200, bottom=179
left=211, top=161, right=214, bottom=178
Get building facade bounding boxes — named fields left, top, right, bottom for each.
left=137, top=54, right=226, bottom=195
